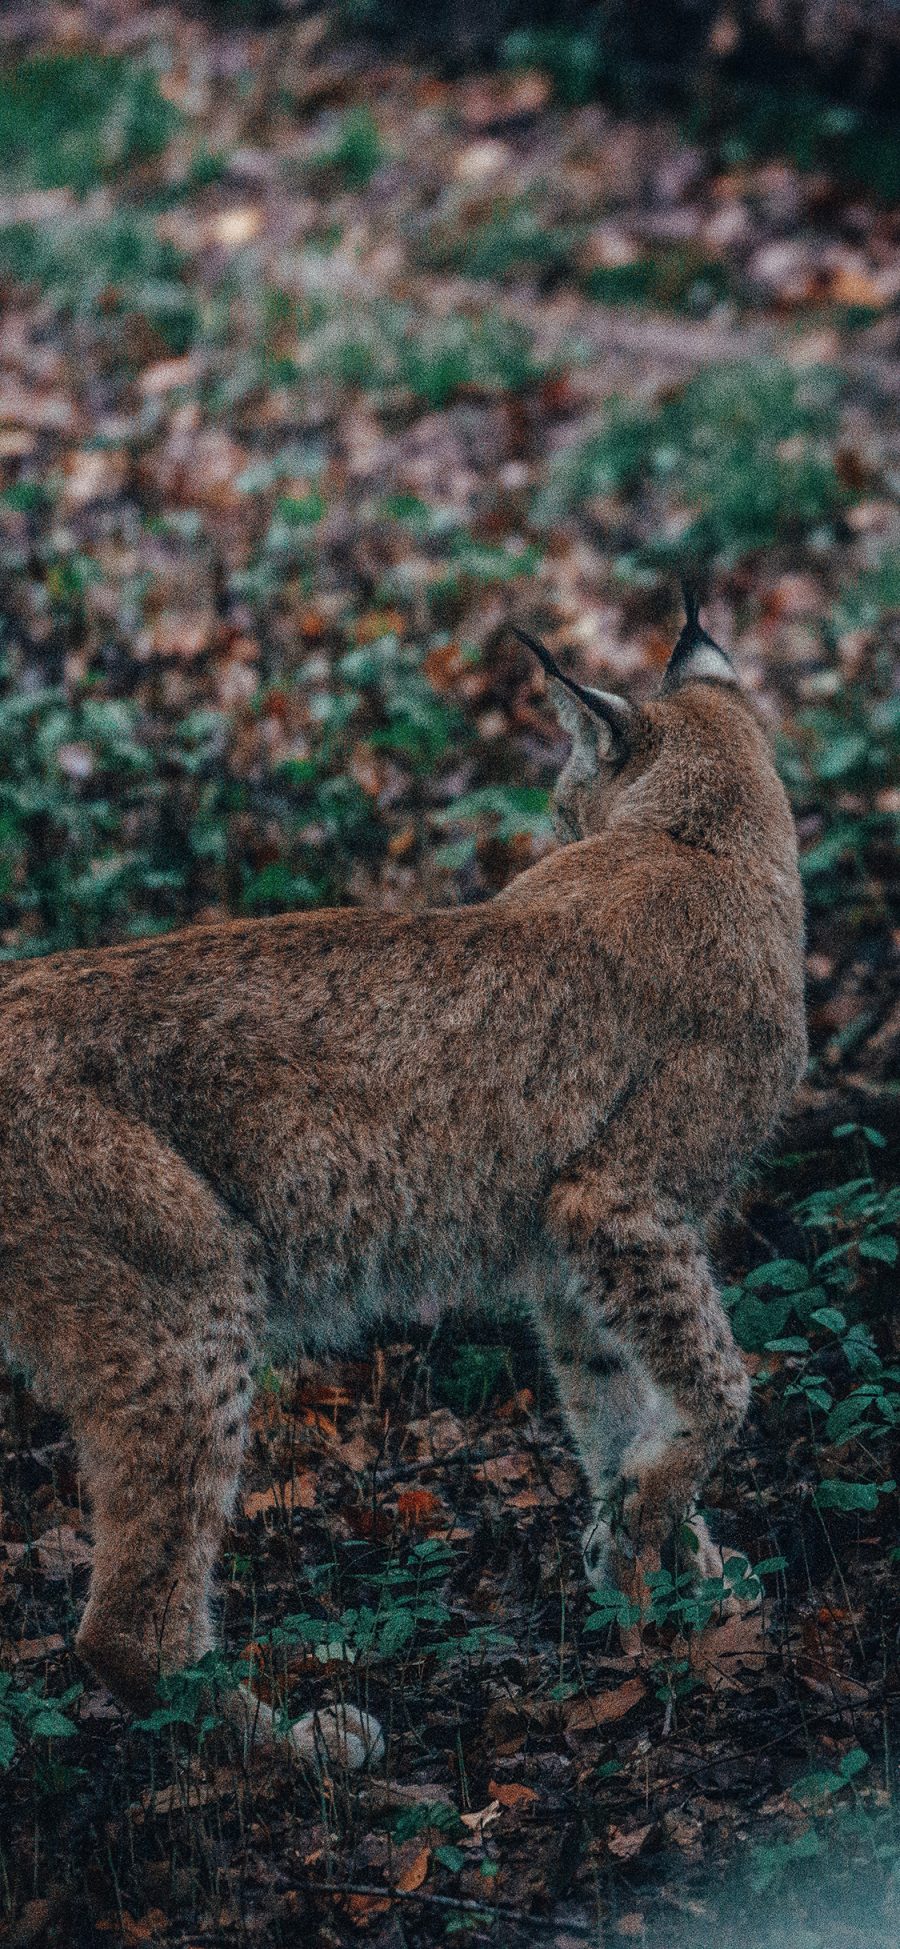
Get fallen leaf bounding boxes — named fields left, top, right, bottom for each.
left=62, top=449, right=127, bottom=509
left=142, top=1780, right=220, bottom=1816
left=828, top=264, right=891, bottom=309
left=564, top=1676, right=646, bottom=1731
left=459, top=1800, right=501, bottom=1833
left=151, top=612, right=215, bottom=661
left=479, top=1452, right=530, bottom=1486
left=683, top=1608, right=766, bottom=1692
left=56, top=742, right=95, bottom=782
left=35, top=1525, right=93, bottom=1577
left=607, top=1821, right=655, bottom=1861
left=343, top=1893, right=391, bottom=1926
left=488, top=1779, right=538, bottom=1808
left=139, top=355, right=205, bottom=396
left=243, top=1473, right=316, bottom=1519
left=336, top=1432, right=379, bottom=1472
left=495, top=1387, right=534, bottom=1421
left=395, top=1845, right=430, bottom=1892
left=9, top=1633, right=65, bottom=1662
left=396, top=1488, right=443, bottom=1526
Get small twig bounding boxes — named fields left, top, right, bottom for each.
left=313, top=1882, right=602, bottom=1937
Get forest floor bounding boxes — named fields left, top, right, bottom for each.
left=0, top=5, right=898, bottom=1947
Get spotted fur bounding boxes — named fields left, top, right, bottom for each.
left=0, top=606, right=806, bottom=1747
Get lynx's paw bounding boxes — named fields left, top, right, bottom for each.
left=234, top=1687, right=384, bottom=1771
left=289, top=1703, right=385, bottom=1773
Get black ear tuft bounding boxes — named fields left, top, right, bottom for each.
left=661, top=587, right=736, bottom=694
left=681, top=581, right=702, bottom=639
left=513, top=626, right=634, bottom=759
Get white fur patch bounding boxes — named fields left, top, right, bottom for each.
left=620, top=1373, right=686, bottom=1478
left=681, top=645, right=735, bottom=686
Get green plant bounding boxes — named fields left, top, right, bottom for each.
left=393, top=1800, right=464, bottom=1843
left=0, top=685, right=158, bottom=953
left=780, top=666, right=900, bottom=911
left=0, top=215, right=198, bottom=353
left=430, top=201, right=581, bottom=284
left=133, top=1650, right=242, bottom=1740
left=503, top=23, right=608, bottom=107
left=259, top=1539, right=457, bottom=1685
left=321, top=107, right=385, bottom=188
left=583, top=247, right=732, bottom=316
left=686, top=86, right=900, bottom=205
left=0, top=52, right=180, bottom=194
left=338, top=634, right=462, bottom=770
left=748, top=1751, right=876, bottom=1898
left=0, top=1674, right=82, bottom=1769
left=536, top=360, right=848, bottom=564
left=585, top=1547, right=777, bottom=1637
left=432, top=786, right=552, bottom=869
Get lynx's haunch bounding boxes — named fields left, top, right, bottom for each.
left=0, top=596, right=806, bottom=1768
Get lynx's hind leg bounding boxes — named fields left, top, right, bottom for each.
left=74, top=1275, right=256, bottom=1709
left=1, top=1107, right=264, bottom=1711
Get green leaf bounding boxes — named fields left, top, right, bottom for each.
left=814, top=1478, right=891, bottom=1511
left=275, top=492, right=326, bottom=525
left=744, top=1258, right=811, bottom=1292
left=434, top=1845, right=467, bottom=1874
left=810, top=1307, right=847, bottom=1334
left=858, top=1235, right=897, bottom=1265
left=29, top=1708, right=77, bottom=1740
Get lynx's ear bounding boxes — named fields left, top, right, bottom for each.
left=514, top=628, right=634, bottom=765
left=660, top=586, right=736, bottom=694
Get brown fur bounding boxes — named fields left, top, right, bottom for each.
left=0, top=623, right=806, bottom=1749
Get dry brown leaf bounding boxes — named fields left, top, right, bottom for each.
left=8, top=1633, right=65, bottom=1662
left=139, top=355, right=205, bottom=397
left=142, top=1780, right=220, bottom=1816
left=35, top=1524, right=93, bottom=1577
left=828, top=265, right=891, bottom=309
left=151, top=612, right=215, bottom=661
left=487, top=1779, right=538, bottom=1808
left=479, top=1452, right=530, bottom=1486
left=62, top=449, right=127, bottom=510
left=607, top=1822, right=655, bottom=1861
left=459, top=1800, right=501, bottom=1834
left=343, top=1893, right=391, bottom=1926
left=395, top=1845, right=430, bottom=1893
left=336, top=1432, right=379, bottom=1472
left=564, top=1676, right=646, bottom=1731
left=495, top=1387, right=535, bottom=1421
left=243, top=1473, right=316, bottom=1519
left=683, top=1607, right=766, bottom=1692
left=396, top=1488, right=444, bottom=1526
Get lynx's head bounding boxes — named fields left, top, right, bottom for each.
left=517, top=591, right=784, bottom=857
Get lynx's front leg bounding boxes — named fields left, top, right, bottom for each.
left=536, top=1285, right=653, bottom=1588
left=539, top=1195, right=750, bottom=1598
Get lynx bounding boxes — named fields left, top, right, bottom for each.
left=0, top=595, right=806, bottom=1767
